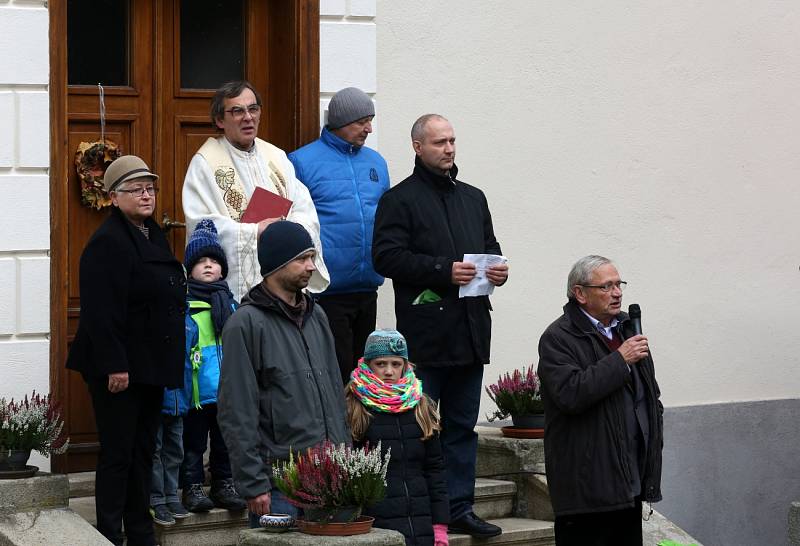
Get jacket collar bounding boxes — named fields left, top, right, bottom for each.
left=240, top=283, right=315, bottom=326
left=562, top=299, right=629, bottom=337
left=321, top=126, right=361, bottom=155
left=110, top=207, right=173, bottom=263
left=413, top=156, right=458, bottom=190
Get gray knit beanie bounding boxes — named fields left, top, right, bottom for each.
left=327, top=87, right=375, bottom=129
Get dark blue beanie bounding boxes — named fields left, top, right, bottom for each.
left=184, top=219, right=229, bottom=279
left=258, top=220, right=314, bottom=277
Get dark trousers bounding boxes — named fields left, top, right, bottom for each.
left=88, top=380, right=162, bottom=546
left=415, top=364, right=484, bottom=520
left=316, top=291, right=378, bottom=385
left=554, top=501, right=643, bottom=546
left=181, top=403, right=232, bottom=485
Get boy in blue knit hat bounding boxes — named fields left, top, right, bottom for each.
left=178, top=219, right=245, bottom=514
left=151, top=218, right=245, bottom=524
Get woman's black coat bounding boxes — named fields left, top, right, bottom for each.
left=66, top=207, right=186, bottom=388
left=359, top=408, right=450, bottom=546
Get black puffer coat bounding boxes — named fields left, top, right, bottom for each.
left=358, top=408, right=450, bottom=546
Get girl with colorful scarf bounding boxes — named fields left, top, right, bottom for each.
left=345, top=329, right=450, bottom=546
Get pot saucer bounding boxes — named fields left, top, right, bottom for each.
left=0, top=465, right=38, bottom=479
left=500, top=426, right=544, bottom=439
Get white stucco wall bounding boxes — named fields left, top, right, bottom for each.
left=375, top=1, right=800, bottom=408
left=319, top=0, right=381, bottom=149
left=0, top=0, right=51, bottom=470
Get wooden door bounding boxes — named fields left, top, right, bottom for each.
left=50, top=0, right=320, bottom=473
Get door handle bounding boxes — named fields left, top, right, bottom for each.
left=162, top=213, right=186, bottom=232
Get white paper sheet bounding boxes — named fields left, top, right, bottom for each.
left=458, top=254, right=508, bottom=298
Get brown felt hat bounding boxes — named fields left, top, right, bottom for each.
left=103, top=155, right=159, bottom=192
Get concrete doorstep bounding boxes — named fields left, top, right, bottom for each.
left=62, top=424, right=704, bottom=546
left=238, top=526, right=405, bottom=545
left=0, top=472, right=110, bottom=546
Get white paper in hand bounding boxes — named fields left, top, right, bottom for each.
left=459, top=254, right=508, bottom=298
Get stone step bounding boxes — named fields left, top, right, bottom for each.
left=69, top=473, right=517, bottom=516
left=69, top=480, right=517, bottom=544
left=69, top=491, right=248, bottom=546
left=473, top=477, right=516, bottom=520
left=153, top=506, right=247, bottom=546
left=448, top=517, right=555, bottom=546
left=68, top=471, right=96, bottom=498
left=475, top=426, right=553, bottom=522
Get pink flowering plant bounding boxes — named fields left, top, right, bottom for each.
left=0, top=391, right=69, bottom=456
left=486, top=366, right=544, bottom=421
left=272, top=440, right=390, bottom=522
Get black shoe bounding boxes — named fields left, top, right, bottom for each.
left=150, top=505, right=176, bottom=526
left=210, top=478, right=247, bottom=511
left=449, top=512, right=502, bottom=538
left=182, top=483, right=214, bottom=513
left=166, top=501, right=190, bottom=519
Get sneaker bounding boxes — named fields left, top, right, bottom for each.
left=210, top=478, right=247, bottom=511
left=449, top=512, right=502, bottom=538
left=182, top=483, right=214, bottom=513
left=166, top=501, right=190, bottom=519
left=150, top=504, right=176, bottom=526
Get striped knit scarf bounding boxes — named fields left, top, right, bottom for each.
left=349, top=358, right=422, bottom=413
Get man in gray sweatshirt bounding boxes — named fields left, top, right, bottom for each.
left=217, top=221, right=349, bottom=527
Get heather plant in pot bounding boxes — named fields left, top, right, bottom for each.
left=272, top=440, right=390, bottom=529
left=0, top=391, right=69, bottom=471
left=486, top=365, right=545, bottom=429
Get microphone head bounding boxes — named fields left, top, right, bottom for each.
left=628, top=303, right=641, bottom=319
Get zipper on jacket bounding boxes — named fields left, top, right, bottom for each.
left=301, top=330, right=330, bottom=440
left=591, top=330, right=634, bottom=490
left=637, top=357, right=661, bottom=500
left=396, top=416, right=416, bottom=544
left=620, top=322, right=660, bottom=501
left=347, top=151, right=367, bottom=283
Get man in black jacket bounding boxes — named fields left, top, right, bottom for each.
left=537, top=255, right=663, bottom=546
left=372, top=114, right=508, bottom=538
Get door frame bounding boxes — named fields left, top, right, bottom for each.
left=48, top=0, right=320, bottom=473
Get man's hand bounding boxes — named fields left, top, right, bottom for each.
left=247, top=492, right=271, bottom=516
left=618, top=335, right=649, bottom=365
left=486, top=263, right=509, bottom=286
left=256, top=217, right=285, bottom=236
left=107, top=372, right=129, bottom=393
left=451, top=261, right=477, bottom=285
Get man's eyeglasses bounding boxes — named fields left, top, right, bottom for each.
left=225, top=104, right=262, bottom=120
left=115, top=186, right=159, bottom=197
left=579, top=281, right=627, bottom=292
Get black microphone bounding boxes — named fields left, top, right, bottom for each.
left=628, top=304, right=642, bottom=336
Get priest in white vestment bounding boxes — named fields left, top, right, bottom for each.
left=183, top=81, right=329, bottom=300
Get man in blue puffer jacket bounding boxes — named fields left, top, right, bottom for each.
left=289, top=87, right=390, bottom=384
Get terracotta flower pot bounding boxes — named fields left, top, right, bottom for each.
left=297, top=515, right=375, bottom=536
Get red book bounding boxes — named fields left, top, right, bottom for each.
left=241, top=187, right=293, bottom=223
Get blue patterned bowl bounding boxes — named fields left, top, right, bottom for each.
left=259, top=513, right=295, bottom=533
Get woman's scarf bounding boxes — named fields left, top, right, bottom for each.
left=349, top=358, right=422, bottom=413
left=187, top=279, right=236, bottom=334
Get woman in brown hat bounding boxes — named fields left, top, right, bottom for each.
left=66, top=155, right=186, bottom=546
